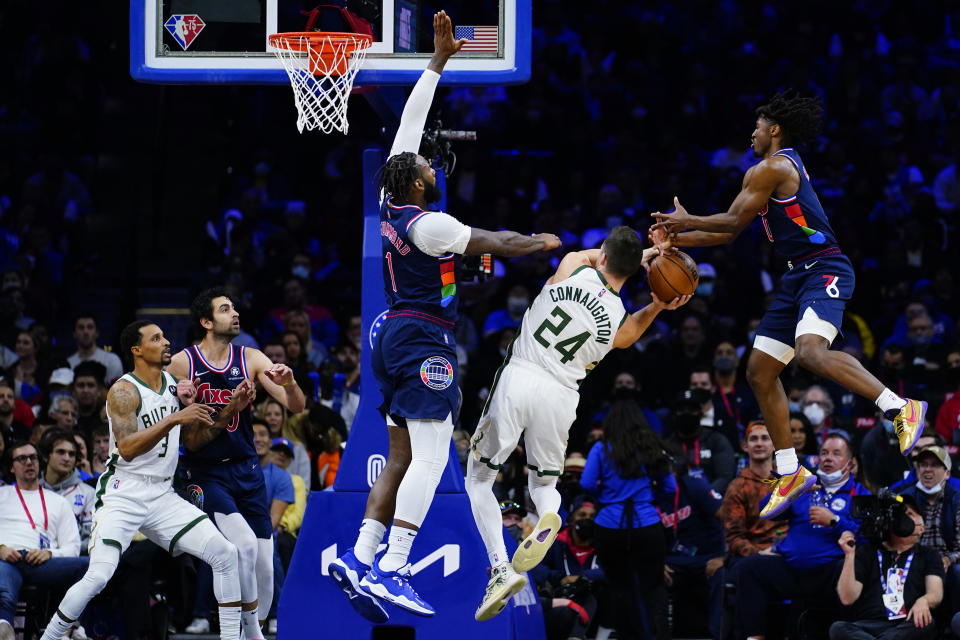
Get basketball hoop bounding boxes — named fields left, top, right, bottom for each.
left=269, top=32, right=373, bottom=134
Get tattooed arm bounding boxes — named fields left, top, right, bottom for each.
left=109, top=380, right=214, bottom=462
left=181, top=379, right=256, bottom=452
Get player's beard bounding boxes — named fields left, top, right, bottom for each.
left=215, top=320, right=240, bottom=338
left=423, top=178, right=442, bottom=204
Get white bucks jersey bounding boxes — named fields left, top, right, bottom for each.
left=106, top=371, right=180, bottom=478
left=512, top=266, right=627, bottom=389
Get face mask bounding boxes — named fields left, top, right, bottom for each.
left=916, top=479, right=944, bottom=495
left=696, top=282, right=715, bottom=296
left=714, top=355, right=736, bottom=374
left=882, top=419, right=896, bottom=435
left=507, top=297, right=529, bottom=316
left=788, top=400, right=803, bottom=413
left=291, top=265, right=310, bottom=279
left=506, top=524, right=523, bottom=543
left=613, top=386, right=636, bottom=400
left=573, top=518, right=595, bottom=541
left=803, top=403, right=826, bottom=426
left=911, top=334, right=932, bottom=347
left=817, top=467, right=845, bottom=485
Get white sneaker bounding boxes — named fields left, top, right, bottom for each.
left=0, top=619, right=13, bottom=640
left=475, top=564, right=527, bottom=621
left=267, top=618, right=277, bottom=634
left=512, top=512, right=562, bottom=572
left=185, top=617, right=210, bottom=633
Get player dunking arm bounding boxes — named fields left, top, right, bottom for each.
left=40, top=321, right=246, bottom=640
left=327, top=11, right=561, bottom=622
left=649, top=92, right=926, bottom=519
left=167, top=288, right=305, bottom=640
left=466, top=227, right=690, bottom=621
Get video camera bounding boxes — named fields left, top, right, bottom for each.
left=850, top=488, right=916, bottom=544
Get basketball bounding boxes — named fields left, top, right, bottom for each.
left=648, top=250, right=700, bottom=301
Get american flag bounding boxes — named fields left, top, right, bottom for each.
left=455, top=26, right=499, bottom=52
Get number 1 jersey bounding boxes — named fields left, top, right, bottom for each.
left=512, top=266, right=627, bottom=389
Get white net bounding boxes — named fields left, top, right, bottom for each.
left=270, top=33, right=371, bottom=134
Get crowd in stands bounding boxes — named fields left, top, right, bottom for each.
left=4, top=0, right=960, bottom=639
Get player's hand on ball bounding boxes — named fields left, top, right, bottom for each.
left=433, top=11, right=466, bottom=59
left=533, top=233, right=562, bottom=251
left=178, top=403, right=215, bottom=427
left=651, top=196, right=694, bottom=236
left=651, top=292, right=691, bottom=310
left=177, top=378, right=199, bottom=406
left=264, top=364, right=295, bottom=387
left=647, top=225, right=674, bottom=256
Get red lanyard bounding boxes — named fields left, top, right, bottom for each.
left=15, top=485, right=48, bottom=531
left=671, top=483, right=680, bottom=531
left=718, top=386, right=741, bottom=424
left=682, top=440, right=701, bottom=466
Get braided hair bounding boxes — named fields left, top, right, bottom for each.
left=377, top=151, right=422, bottom=202
left=755, top=90, right=823, bottom=147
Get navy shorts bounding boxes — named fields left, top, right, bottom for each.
left=179, top=457, right=273, bottom=539
left=756, top=250, right=855, bottom=348
left=372, top=312, right=459, bottom=423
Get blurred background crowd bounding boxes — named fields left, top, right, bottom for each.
left=3, top=0, right=960, bottom=638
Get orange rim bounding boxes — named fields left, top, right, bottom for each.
left=269, top=31, right=372, bottom=76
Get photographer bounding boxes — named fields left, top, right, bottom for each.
left=530, top=495, right=604, bottom=640
left=830, top=495, right=943, bottom=640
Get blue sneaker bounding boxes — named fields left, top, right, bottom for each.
left=328, top=549, right=390, bottom=623
left=359, top=558, right=435, bottom=617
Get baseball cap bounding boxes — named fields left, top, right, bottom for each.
left=563, top=453, right=586, bottom=473
left=569, top=494, right=597, bottom=515
left=498, top=500, right=526, bottom=518
left=48, top=368, right=74, bottom=387
left=674, top=388, right=711, bottom=409
left=270, top=437, right=295, bottom=458
left=917, top=446, right=951, bottom=470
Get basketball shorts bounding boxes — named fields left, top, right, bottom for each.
left=89, top=469, right=212, bottom=556
left=470, top=358, right=580, bottom=478
left=372, top=312, right=460, bottom=423
left=178, top=458, right=272, bottom=538
left=755, top=251, right=855, bottom=362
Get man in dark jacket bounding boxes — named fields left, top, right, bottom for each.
left=896, top=446, right=960, bottom=612
left=529, top=496, right=605, bottom=640
left=666, top=389, right=737, bottom=494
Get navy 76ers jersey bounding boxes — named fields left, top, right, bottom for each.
left=380, top=198, right=460, bottom=324
left=758, top=148, right=839, bottom=259
left=179, top=344, right=255, bottom=462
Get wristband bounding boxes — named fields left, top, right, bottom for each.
left=281, top=380, right=293, bottom=387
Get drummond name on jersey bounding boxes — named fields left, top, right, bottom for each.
left=548, top=285, right=615, bottom=344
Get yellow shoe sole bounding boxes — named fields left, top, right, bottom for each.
left=511, top=512, right=562, bottom=572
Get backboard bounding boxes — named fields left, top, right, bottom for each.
left=131, top=0, right=530, bottom=85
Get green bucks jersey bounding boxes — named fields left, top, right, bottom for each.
left=511, top=266, right=627, bottom=389
left=105, top=371, right=180, bottom=478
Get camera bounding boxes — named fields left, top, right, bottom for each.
left=850, top=488, right=915, bottom=544
left=558, top=576, right=592, bottom=600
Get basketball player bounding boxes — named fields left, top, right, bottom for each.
left=167, top=288, right=305, bottom=640
left=327, top=11, right=561, bottom=621
left=467, top=227, right=690, bottom=620
left=39, top=321, right=247, bottom=640
left=650, top=92, right=926, bottom=519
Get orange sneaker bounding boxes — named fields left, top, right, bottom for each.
left=894, top=399, right=927, bottom=456
left=760, top=465, right=817, bottom=520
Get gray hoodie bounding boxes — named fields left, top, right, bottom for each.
left=41, top=469, right=95, bottom=552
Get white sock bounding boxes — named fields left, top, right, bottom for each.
left=379, top=525, right=417, bottom=572
left=466, top=456, right=511, bottom=570
left=218, top=606, right=241, bottom=640
left=775, top=448, right=799, bottom=475
left=876, top=388, right=907, bottom=417
left=41, top=612, right=74, bottom=640
left=354, top=518, right=386, bottom=566
left=241, top=608, right=261, bottom=640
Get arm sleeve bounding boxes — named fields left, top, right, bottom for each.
left=407, top=212, right=472, bottom=257
left=52, top=500, right=81, bottom=558
left=388, top=69, right=442, bottom=160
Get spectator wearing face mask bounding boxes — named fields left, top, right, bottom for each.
left=689, top=367, right=740, bottom=451
left=895, top=446, right=960, bottom=613
left=666, top=389, right=737, bottom=494
left=860, top=410, right=912, bottom=490
left=710, top=341, right=760, bottom=436
left=801, top=384, right=834, bottom=441
left=499, top=500, right=527, bottom=545
left=482, top=283, right=530, bottom=337
left=890, top=432, right=960, bottom=494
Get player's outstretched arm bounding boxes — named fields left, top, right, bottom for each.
left=388, top=11, right=466, bottom=159
left=545, top=249, right=601, bottom=285
left=612, top=292, right=691, bottom=350
left=464, top=228, right=561, bottom=257
left=108, top=380, right=214, bottom=461
left=247, top=349, right=306, bottom=413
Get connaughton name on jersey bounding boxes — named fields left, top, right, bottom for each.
left=548, top=285, right=614, bottom=344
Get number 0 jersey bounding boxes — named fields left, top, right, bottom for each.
left=105, top=371, right=181, bottom=478
left=511, top=266, right=627, bottom=389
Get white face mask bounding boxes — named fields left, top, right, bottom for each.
left=817, top=467, right=846, bottom=485
left=916, top=479, right=944, bottom=495
left=803, top=403, right=826, bottom=426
